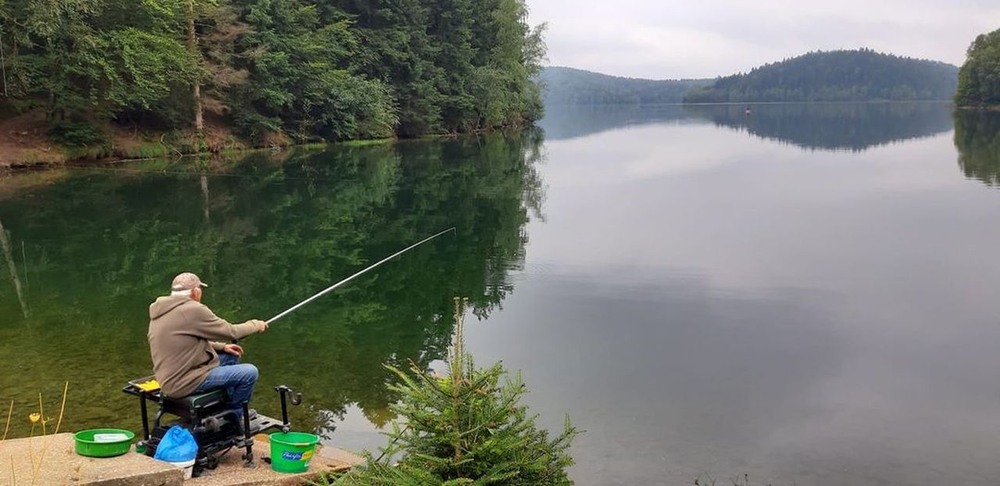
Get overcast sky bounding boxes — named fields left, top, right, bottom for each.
left=525, top=0, right=1000, bottom=80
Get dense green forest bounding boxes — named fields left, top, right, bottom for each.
left=539, top=66, right=710, bottom=105
left=683, top=49, right=958, bottom=103
left=955, top=28, right=1000, bottom=107
left=0, top=0, right=546, bottom=146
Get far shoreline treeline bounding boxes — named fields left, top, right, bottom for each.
left=542, top=33, right=1000, bottom=110
left=0, top=0, right=546, bottom=162
left=541, top=49, right=961, bottom=107
left=682, top=49, right=958, bottom=103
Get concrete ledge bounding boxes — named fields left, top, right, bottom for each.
left=0, top=433, right=183, bottom=485
left=0, top=433, right=364, bottom=485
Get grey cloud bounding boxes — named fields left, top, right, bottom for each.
left=528, top=0, right=999, bottom=78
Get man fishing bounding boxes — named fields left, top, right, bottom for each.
left=147, top=272, right=268, bottom=422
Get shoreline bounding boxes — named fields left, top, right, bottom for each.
left=0, top=135, right=417, bottom=173
left=0, top=119, right=524, bottom=174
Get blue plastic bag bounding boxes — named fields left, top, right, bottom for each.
left=153, top=425, right=198, bottom=462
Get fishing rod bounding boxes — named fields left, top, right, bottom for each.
left=267, top=227, right=456, bottom=324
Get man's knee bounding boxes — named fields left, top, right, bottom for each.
left=242, top=364, right=259, bottom=383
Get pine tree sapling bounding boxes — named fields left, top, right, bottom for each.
left=338, top=297, right=578, bottom=486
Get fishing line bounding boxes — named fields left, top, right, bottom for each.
left=267, top=227, right=457, bottom=324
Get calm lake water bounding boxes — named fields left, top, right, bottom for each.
left=3, top=103, right=1000, bottom=485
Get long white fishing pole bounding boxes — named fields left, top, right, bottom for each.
left=267, top=227, right=456, bottom=324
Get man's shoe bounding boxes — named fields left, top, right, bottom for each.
left=247, top=417, right=263, bottom=435
left=231, top=408, right=258, bottom=422
left=233, top=411, right=262, bottom=436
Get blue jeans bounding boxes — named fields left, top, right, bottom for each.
left=193, top=353, right=258, bottom=418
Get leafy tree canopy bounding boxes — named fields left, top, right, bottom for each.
left=0, top=0, right=547, bottom=144
left=955, top=28, right=1000, bottom=107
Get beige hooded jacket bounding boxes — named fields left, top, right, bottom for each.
left=148, top=296, right=265, bottom=397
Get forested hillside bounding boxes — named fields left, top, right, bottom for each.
left=0, top=0, right=546, bottom=149
left=540, top=66, right=711, bottom=105
left=955, top=28, right=1000, bottom=107
left=683, top=49, right=958, bottom=103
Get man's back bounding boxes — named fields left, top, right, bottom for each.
left=148, top=296, right=221, bottom=397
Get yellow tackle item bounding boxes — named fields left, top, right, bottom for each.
left=136, top=379, right=161, bottom=392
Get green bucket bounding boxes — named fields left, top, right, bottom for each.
left=269, top=431, right=320, bottom=473
left=74, top=428, right=135, bottom=457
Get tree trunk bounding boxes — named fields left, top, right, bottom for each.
left=0, top=30, right=8, bottom=97
left=47, top=90, right=56, bottom=122
left=187, top=0, right=203, bottom=131
left=194, top=82, right=203, bottom=131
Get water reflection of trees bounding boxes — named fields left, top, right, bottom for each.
left=683, top=102, right=954, bottom=152
left=954, top=110, right=1000, bottom=186
left=0, top=131, right=545, bottom=437
left=538, top=104, right=691, bottom=141
left=538, top=103, right=954, bottom=151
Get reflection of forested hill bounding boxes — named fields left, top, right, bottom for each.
left=954, top=110, right=1000, bottom=186
left=538, top=104, right=695, bottom=141
left=683, top=102, right=954, bottom=152
left=540, top=66, right=711, bottom=105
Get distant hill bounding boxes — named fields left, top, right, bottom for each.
left=539, top=67, right=712, bottom=105
left=683, top=49, right=959, bottom=103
